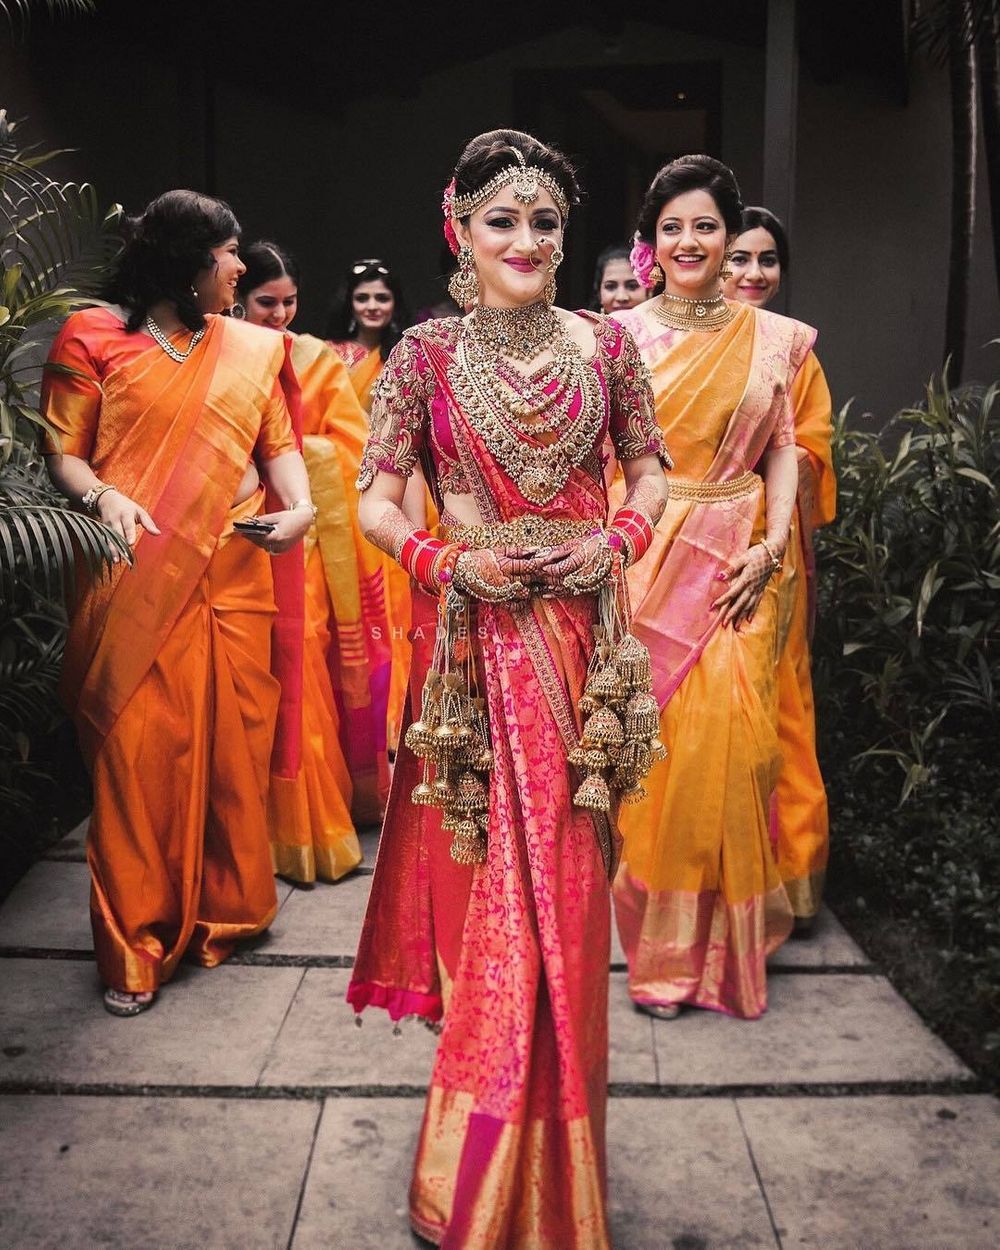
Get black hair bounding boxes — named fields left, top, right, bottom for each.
left=635, top=154, right=744, bottom=244
left=590, top=243, right=635, bottom=310
left=452, top=128, right=582, bottom=223
left=324, top=259, right=408, bottom=361
left=237, top=240, right=300, bottom=300
left=736, top=206, right=790, bottom=273
left=104, top=189, right=241, bottom=332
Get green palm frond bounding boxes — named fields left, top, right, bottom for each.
left=0, top=1, right=95, bottom=37
left=0, top=500, right=132, bottom=604
left=0, top=629, right=63, bottom=738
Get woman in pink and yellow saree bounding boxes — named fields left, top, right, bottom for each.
left=611, top=158, right=814, bottom=1021
left=347, top=130, right=670, bottom=1249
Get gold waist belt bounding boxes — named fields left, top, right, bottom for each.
left=445, top=516, right=596, bottom=550
left=668, top=469, right=760, bottom=503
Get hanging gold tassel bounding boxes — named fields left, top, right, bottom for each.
left=570, top=552, right=667, bottom=812
left=406, top=588, right=493, bottom=866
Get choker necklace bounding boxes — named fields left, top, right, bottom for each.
left=650, top=290, right=737, bottom=333
left=466, top=301, right=559, bottom=363
left=145, top=315, right=207, bottom=362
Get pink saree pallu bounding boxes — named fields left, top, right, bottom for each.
left=611, top=303, right=815, bottom=1020
left=348, top=315, right=665, bottom=1248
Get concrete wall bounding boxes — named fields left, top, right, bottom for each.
left=3, top=19, right=996, bottom=424
left=795, top=54, right=997, bottom=421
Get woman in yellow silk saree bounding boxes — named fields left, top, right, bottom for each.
left=348, top=130, right=669, bottom=1248
left=725, top=206, right=836, bottom=927
left=43, top=192, right=315, bottom=1015
left=612, top=158, right=813, bottom=1020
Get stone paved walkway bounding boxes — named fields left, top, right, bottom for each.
left=1, top=820, right=997, bottom=1249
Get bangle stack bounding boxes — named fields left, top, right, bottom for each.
left=608, top=508, right=654, bottom=567
left=399, top=528, right=466, bottom=594
left=81, top=483, right=117, bottom=515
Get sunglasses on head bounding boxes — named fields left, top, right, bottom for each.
left=352, top=259, right=389, bottom=276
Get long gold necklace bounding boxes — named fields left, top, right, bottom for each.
left=452, top=307, right=605, bottom=505
left=650, top=290, right=737, bottom=332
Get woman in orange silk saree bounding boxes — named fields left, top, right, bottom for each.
left=611, top=157, right=813, bottom=1021
left=238, top=241, right=385, bottom=878
left=42, top=192, right=314, bottom=1012
left=347, top=126, right=670, bottom=1250
left=724, top=208, right=836, bottom=926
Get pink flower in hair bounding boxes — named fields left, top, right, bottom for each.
left=629, top=235, right=658, bottom=289
left=442, top=178, right=459, bottom=256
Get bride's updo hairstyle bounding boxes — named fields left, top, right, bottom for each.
left=105, top=189, right=241, bottom=332
left=451, top=129, right=582, bottom=225
left=635, top=154, right=743, bottom=244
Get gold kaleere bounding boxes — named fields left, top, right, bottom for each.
left=571, top=555, right=667, bottom=814
left=406, top=588, right=492, bottom=866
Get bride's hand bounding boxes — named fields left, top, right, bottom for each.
left=454, top=548, right=530, bottom=603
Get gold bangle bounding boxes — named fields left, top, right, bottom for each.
left=290, top=498, right=318, bottom=521
left=760, top=538, right=783, bottom=571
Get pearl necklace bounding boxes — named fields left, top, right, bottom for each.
left=144, top=315, right=207, bottom=362
left=650, top=290, right=737, bottom=332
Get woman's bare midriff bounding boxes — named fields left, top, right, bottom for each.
left=233, top=462, right=260, bottom=505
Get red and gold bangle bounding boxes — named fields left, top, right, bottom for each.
left=430, top=542, right=465, bottom=589
left=608, top=507, right=654, bottom=565
left=399, top=529, right=447, bottom=592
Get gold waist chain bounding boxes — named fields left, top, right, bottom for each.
left=668, top=469, right=760, bottom=503
left=444, top=515, right=596, bottom=550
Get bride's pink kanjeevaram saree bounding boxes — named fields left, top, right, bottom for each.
left=348, top=316, right=666, bottom=1249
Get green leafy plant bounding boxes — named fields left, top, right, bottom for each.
left=814, top=369, right=1000, bottom=1085
left=0, top=109, right=126, bottom=869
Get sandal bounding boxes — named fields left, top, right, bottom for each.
left=103, top=987, right=156, bottom=1017
left=636, top=1001, right=681, bottom=1021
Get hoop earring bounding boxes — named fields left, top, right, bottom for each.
left=719, top=251, right=734, bottom=281
left=448, top=245, right=479, bottom=307
left=649, top=263, right=664, bottom=286
left=231, top=302, right=245, bottom=320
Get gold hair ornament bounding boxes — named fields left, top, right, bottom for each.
left=450, top=149, right=570, bottom=221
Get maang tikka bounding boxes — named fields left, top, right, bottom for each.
left=449, top=244, right=480, bottom=307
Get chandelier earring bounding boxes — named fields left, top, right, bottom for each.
left=231, top=302, right=246, bottom=320
left=649, top=262, right=665, bottom=286
left=348, top=316, right=358, bottom=335
left=448, top=244, right=480, bottom=307
left=719, top=250, right=734, bottom=281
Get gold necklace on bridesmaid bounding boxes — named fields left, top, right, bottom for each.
left=650, top=289, right=737, bottom=332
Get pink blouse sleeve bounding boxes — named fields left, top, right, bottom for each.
left=603, top=319, right=673, bottom=468
left=356, top=334, right=430, bottom=491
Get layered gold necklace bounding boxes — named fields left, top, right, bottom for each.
left=650, top=290, right=737, bottom=332
left=451, top=302, right=604, bottom=505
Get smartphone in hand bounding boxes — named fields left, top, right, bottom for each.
left=233, top=517, right=277, bottom=535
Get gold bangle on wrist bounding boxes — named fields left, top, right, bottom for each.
left=760, top=538, right=783, bottom=571
left=81, top=483, right=117, bottom=515
left=290, top=498, right=318, bottom=521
